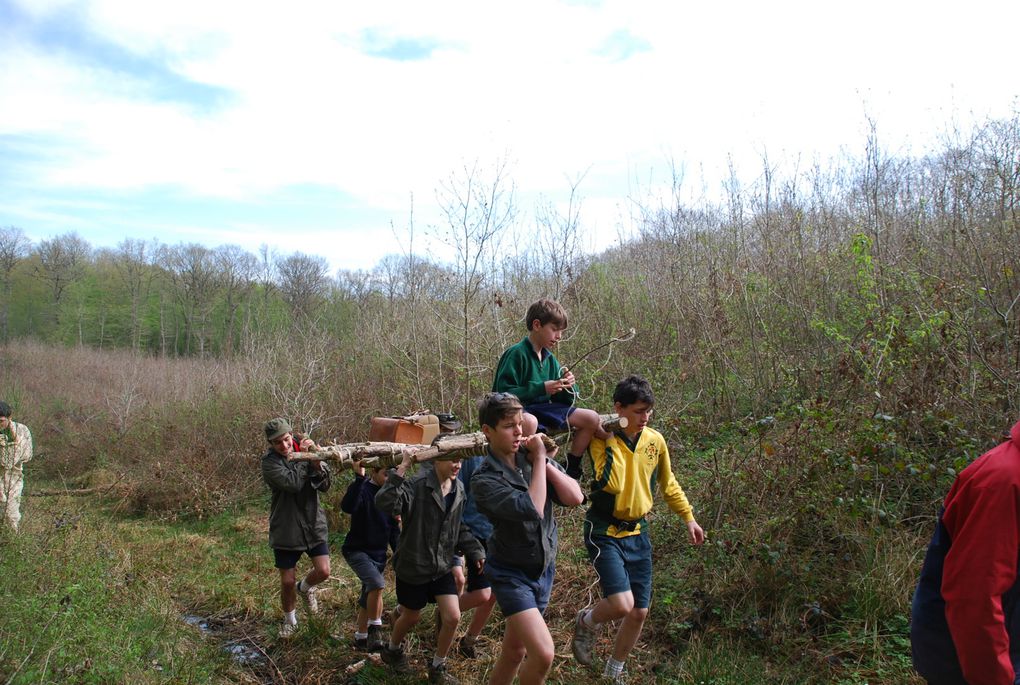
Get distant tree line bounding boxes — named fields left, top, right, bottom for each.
left=3, top=113, right=1019, bottom=431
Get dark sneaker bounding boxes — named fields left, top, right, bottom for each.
left=428, top=662, right=459, bottom=685
left=381, top=644, right=411, bottom=674
left=366, top=625, right=385, bottom=652
left=571, top=610, right=596, bottom=666
left=353, top=636, right=368, bottom=651
left=457, top=635, right=478, bottom=659
left=565, top=455, right=583, bottom=480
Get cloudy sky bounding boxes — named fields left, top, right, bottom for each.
left=1, top=0, right=1017, bottom=272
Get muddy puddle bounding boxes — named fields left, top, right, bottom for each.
left=182, top=613, right=268, bottom=669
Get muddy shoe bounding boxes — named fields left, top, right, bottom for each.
left=571, top=610, right=596, bottom=666
left=353, top=636, right=368, bottom=651
left=366, top=625, right=385, bottom=652
left=381, top=644, right=411, bottom=674
left=279, top=621, right=297, bottom=640
left=297, top=582, right=319, bottom=614
left=428, top=662, right=459, bottom=685
left=458, top=634, right=478, bottom=659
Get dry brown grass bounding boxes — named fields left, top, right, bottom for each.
left=1, top=340, right=272, bottom=517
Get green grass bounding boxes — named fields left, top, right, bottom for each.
left=3, top=467, right=927, bottom=685
left=0, top=503, right=232, bottom=684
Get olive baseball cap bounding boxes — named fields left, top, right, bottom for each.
left=264, top=418, right=292, bottom=442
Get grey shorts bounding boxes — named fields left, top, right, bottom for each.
left=342, top=549, right=386, bottom=608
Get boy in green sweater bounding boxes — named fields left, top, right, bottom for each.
left=492, top=298, right=608, bottom=479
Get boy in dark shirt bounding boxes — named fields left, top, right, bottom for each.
left=376, top=451, right=485, bottom=685
left=454, top=454, right=497, bottom=658
left=340, top=460, right=400, bottom=652
left=471, top=392, right=585, bottom=685
left=260, top=418, right=331, bottom=639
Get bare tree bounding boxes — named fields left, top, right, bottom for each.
left=213, top=244, right=257, bottom=355
left=277, top=252, right=330, bottom=321
left=532, top=170, right=590, bottom=300
left=162, top=243, right=218, bottom=356
left=112, top=238, right=158, bottom=351
left=34, top=232, right=91, bottom=330
left=0, top=226, right=31, bottom=342
left=433, top=158, right=516, bottom=421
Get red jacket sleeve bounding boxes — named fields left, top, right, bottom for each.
left=941, top=472, right=1019, bottom=685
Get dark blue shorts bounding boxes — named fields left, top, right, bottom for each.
left=524, top=401, right=575, bottom=432
left=466, top=558, right=491, bottom=592
left=342, top=549, right=387, bottom=608
left=464, top=538, right=490, bottom=592
left=486, top=559, right=555, bottom=617
left=274, top=542, right=329, bottom=570
left=396, top=571, right=458, bottom=611
left=583, top=523, right=652, bottom=609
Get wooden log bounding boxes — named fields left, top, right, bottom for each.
left=291, top=413, right=623, bottom=470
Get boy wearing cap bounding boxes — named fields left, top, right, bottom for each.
left=261, top=417, right=332, bottom=639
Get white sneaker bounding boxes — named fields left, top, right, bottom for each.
left=297, top=582, right=319, bottom=614
left=279, top=621, right=297, bottom=639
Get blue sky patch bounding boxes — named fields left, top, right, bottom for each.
left=594, top=29, right=652, bottom=62
left=359, top=28, right=442, bottom=61
left=1, top=0, right=231, bottom=111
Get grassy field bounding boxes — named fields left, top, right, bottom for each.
left=0, top=471, right=922, bottom=685
left=0, top=341, right=933, bottom=684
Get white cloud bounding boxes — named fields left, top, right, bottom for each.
left=1, top=0, right=1018, bottom=270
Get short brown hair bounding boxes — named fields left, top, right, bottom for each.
left=478, top=392, right=524, bottom=429
left=525, top=298, right=568, bottom=331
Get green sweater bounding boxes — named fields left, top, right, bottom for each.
left=492, top=337, right=574, bottom=405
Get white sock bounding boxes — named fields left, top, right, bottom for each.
left=354, top=631, right=368, bottom=640
left=284, top=610, right=297, bottom=625
left=368, top=618, right=383, bottom=626
left=298, top=578, right=311, bottom=593
left=581, top=608, right=598, bottom=629
left=432, top=656, right=446, bottom=668
left=604, top=657, right=625, bottom=677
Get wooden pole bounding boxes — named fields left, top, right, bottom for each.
left=291, top=413, right=624, bottom=470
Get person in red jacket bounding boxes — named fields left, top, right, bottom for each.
left=911, top=419, right=1020, bottom=685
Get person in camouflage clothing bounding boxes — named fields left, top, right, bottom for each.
left=0, top=401, right=33, bottom=532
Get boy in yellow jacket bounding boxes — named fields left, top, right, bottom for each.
left=571, top=375, right=705, bottom=683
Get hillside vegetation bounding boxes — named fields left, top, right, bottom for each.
left=1, top=113, right=1019, bottom=683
